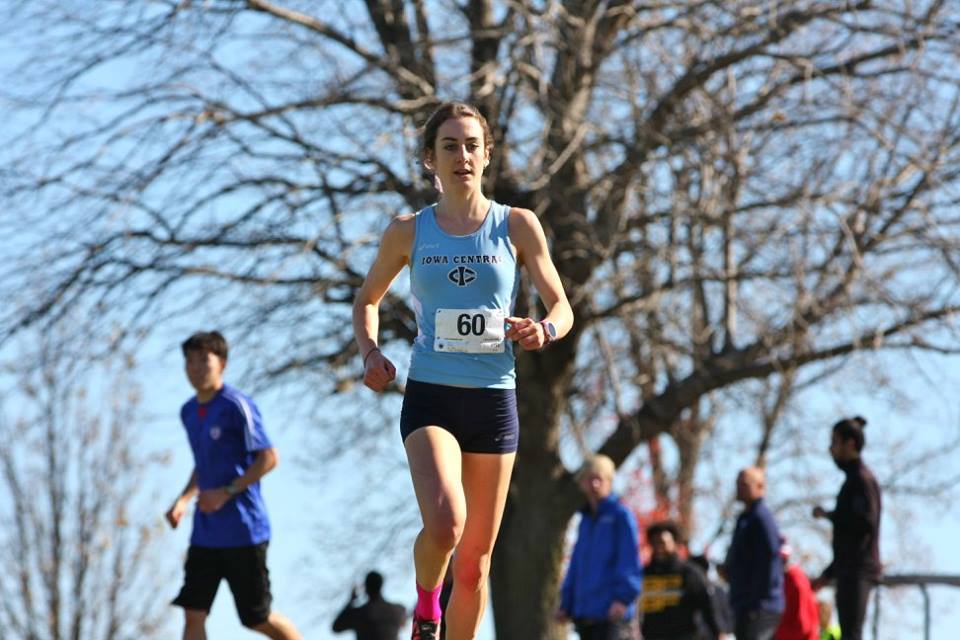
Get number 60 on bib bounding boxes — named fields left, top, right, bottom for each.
left=434, top=308, right=506, bottom=354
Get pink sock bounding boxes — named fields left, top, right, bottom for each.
left=415, top=582, right=443, bottom=621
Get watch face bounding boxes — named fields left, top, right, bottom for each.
left=544, top=321, right=558, bottom=339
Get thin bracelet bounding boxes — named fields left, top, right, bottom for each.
left=362, top=347, right=380, bottom=367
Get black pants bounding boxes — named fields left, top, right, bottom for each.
left=573, top=618, right=638, bottom=640
left=836, top=575, right=875, bottom=640
left=734, top=609, right=781, bottom=640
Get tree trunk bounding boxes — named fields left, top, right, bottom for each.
left=491, top=347, right=580, bottom=638
left=491, top=480, right=574, bottom=639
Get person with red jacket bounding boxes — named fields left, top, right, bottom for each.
left=774, top=541, right=818, bottom=640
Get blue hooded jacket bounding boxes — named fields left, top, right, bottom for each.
left=560, top=493, right=643, bottom=620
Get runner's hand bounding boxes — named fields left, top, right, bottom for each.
left=363, top=349, right=396, bottom=392
left=197, top=488, right=230, bottom=514
left=165, top=497, right=189, bottom=528
left=505, top=316, right=546, bottom=351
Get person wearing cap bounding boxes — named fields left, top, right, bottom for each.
left=811, top=416, right=882, bottom=640
left=773, top=540, right=819, bottom=640
left=723, top=466, right=784, bottom=640
left=557, top=455, right=643, bottom=640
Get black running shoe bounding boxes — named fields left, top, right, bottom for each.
left=411, top=614, right=440, bottom=640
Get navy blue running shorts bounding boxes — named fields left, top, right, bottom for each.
left=400, top=379, right=519, bottom=454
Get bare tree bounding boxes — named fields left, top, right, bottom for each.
left=0, top=334, right=172, bottom=639
left=3, top=1, right=960, bottom=636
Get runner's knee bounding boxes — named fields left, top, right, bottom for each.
left=242, top=614, right=271, bottom=630
left=453, top=552, right=491, bottom=592
left=423, top=512, right=464, bottom=550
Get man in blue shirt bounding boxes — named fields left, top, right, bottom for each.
left=723, top=466, right=784, bottom=640
left=165, top=331, right=301, bottom=640
left=557, top=455, right=643, bottom=640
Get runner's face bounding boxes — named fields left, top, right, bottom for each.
left=185, top=349, right=225, bottom=394
left=428, top=117, right=489, bottom=194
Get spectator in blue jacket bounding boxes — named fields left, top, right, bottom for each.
left=723, top=466, right=784, bottom=640
left=557, top=455, right=643, bottom=640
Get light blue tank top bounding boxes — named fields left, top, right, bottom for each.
left=408, top=201, right=520, bottom=388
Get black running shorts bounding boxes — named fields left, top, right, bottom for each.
left=172, top=542, right=272, bottom=627
left=400, top=379, right=519, bottom=453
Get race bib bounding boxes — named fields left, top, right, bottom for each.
left=434, top=308, right=506, bottom=353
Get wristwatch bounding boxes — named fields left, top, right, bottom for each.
left=539, top=319, right=558, bottom=346
left=224, top=482, right=240, bottom=496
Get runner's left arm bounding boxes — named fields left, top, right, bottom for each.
left=506, top=207, right=574, bottom=350
left=231, top=447, right=279, bottom=491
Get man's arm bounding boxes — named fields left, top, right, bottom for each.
left=557, top=525, right=583, bottom=622
left=234, top=446, right=279, bottom=490
left=849, top=476, right=880, bottom=537
left=165, top=468, right=198, bottom=528
left=757, top=510, right=781, bottom=598
left=608, top=508, right=643, bottom=620
left=197, top=447, right=279, bottom=514
left=689, top=565, right=724, bottom=638
left=331, top=588, right=360, bottom=632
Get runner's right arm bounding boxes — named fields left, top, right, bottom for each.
left=352, top=216, right=414, bottom=392
left=165, top=468, right=198, bottom=528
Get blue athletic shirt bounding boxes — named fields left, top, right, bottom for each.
left=180, top=384, right=272, bottom=547
left=408, top=201, right=520, bottom=389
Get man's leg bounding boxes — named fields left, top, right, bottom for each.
left=608, top=617, right=640, bottom=640
left=836, top=575, right=873, bottom=640
left=747, top=610, right=781, bottom=640
left=249, top=612, right=302, bottom=640
left=183, top=609, right=207, bottom=640
left=224, top=543, right=302, bottom=640
left=574, top=620, right=609, bottom=640
left=735, top=610, right=780, bottom=640
left=172, top=546, right=221, bottom=640
left=734, top=612, right=750, bottom=640
left=759, top=610, right=781, bottom=640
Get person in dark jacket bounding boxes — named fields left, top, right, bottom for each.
left=557, top=455, right=643, bottom=640
left=641, top=521, right=729, bottom=640
left=723, top=466, right=784, bottom=640
left=811, top=416, right=882, bottom=640
left=690, top=555, right=734, bottom=640
left=333, top=571, right=407, bottom=640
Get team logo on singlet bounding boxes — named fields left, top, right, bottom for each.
left=209, top=426, right=222, bottom=440
left=448, top=266, right=477, bottom=287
